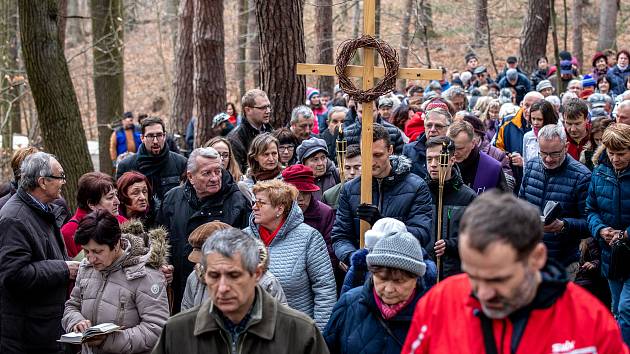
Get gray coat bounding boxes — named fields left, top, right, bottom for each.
left=244, top=202, right=336, bottom=331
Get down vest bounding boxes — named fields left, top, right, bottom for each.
left=519, top=156, right=591, bottom=266
left=586, top=158, right=630, bottom=278
left=332, top=155, right=433, bottom=264
left=62, top=235, right=169, bottom=354
left=343, top=115, right=404, bottom=154
left=244, top=202, right=336, bottom=331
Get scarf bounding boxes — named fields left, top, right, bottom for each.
left=373, top=286, right=417, bottom=320
left=259, top=219, right=285, bottom=246
left=618, top=63, right=629, bottom=72
left=251, top=165, right=282, bottom=183
left=533, top=126, right=541, bottom=137
left=136, top=143, right=170, bottom=177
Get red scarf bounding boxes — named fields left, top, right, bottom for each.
left=373, top=286, right=416, bottom=320
left=259, top=219, right=285, bottom=246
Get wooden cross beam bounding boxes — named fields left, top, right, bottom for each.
left=297, top=0, right=441, bottom=249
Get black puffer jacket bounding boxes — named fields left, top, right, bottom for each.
left=157, top=171, right=251, bottom=313
left=343, top=114, right=404, bottom=154
left=0, top=188, right=69, bottom=354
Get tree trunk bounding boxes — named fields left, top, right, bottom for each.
left=351, top=0, right=361, bottom=66
left=316, top=0, right=334, bottom=95
left=18, top=0, right=93, bottom=210
left=247, top=0, right=260, bottom=87
left=420, top=0, right=433, bottom=36
left=91, top=0, right=124, bottom=174
left=166, top=0, right=179, bottom=50
left=473, top=0, right=488, bottom=48
left=193, top=0, right=226, bottom=147
left=550, top=0, right=562, bottom=94
left=1, top=0, right=22, bottom=140
left=572, top=0, right=584, bottom=69
left=596, top=0, right=617, bottom=51
left=236, top=0, right=247, bottom=98
left=66, top=0, right=85, bottom=47
left=519, top=0, right=550, bottom=73
left=255, top=0, right=306, bottom=128
left=57, top=0, right=67, bottom=50
left=170, top=0, right=194, bottom=148
left=399, top=0, right=413, bottom=91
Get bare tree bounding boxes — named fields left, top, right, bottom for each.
left=596, top=0, right=618, bottom=51
left=255, top=0, right=306, bottom=128
left=18, top=0, right=93, bottom=210
left=420, top=0, right=433, bottom=35
left=236, top=0, right=248, bottom=98
left=519, top=0, right=550, bottom=73
left=1, top=0, right=22, bottom=142
left=316, top=0, right=334, bottom=94
left=66, top=0, right=86, bottom=47
left=399, top=0, right=414, bottom=91
left=170, top=0, right=194, bottom=148
left=247, top=0, right=260, bottom=87
left=572, top=0, right=585, bottom=68
left=473, top=0, right=488, bottom=48
left=91, top=0, right=124, bottom=174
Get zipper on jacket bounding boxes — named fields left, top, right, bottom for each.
left=377, top=179, right=383, bottom=211
left=237, top=333, right=248, bottom=354
left=93, top=272, right=110, bottom=325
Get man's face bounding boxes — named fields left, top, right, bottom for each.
left=563, top=115, right=588, bottom=142
left=328, top=112, right=346, bottom=134
left=320, top=95, right=330, bottom=106
left=426, top=145, right=455, bottom=180
left=568, top=82, right=582, bottom=96
left=187, top=156, right=222, bottom=199
left=452, top=131, right=475, bottom=163
left=424, top=112, right=449, bottom=138
left=142, top=124, right=166, bottom=155
left=538, top=137, right=567, bottom=170
left=378, top=105, right=392, bottom=120
left=296, top=191, right=312, bottom=213
left=244, top=95, right=271, bottom=126
left=521, top=95, right=542, bottom=122
left=122, top=117, right=134, bottom=129
left=451, top=96, right=466, bottom=111
left=343, top=155, right=362, bottom=181
left=291, top=115, right=314, bottom=141
left=205, top=252, right=262, bottom=322
left=607, top=148, right=630, bottom=172
left=371, top=139, right=393, bottom=179
left=617, top=105, right=630, bottom=125
left=507, top=61, right=517, bottom=69
left=41, top=158, right=66, bottom=202
left=304, top=152, right=327, bottom=177
left=459, top=233, right=545, bottom=319
left=467, top=58, right=478, bottom=70
left=619, top=53, right=629, bottom=67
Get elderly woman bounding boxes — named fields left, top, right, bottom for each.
left=587, top=123, right=630, bottom=345
left=116, top=171, right=154, bottom=225
left=62, top=210, right=169, bottom=354
left=62, top=172, right=127, bottom=258
left=181, top=221, right=286, bottom=311
left=244, top=179, right=336, bottom=331
left=205, top=136, right=243, bottom=182
left=324, top=231, right=428, bottom=354
left=296, top=137, right=340, bottom=200
left=272, top=127, right=299, bottom=167
left=243, top=133, right=282, bottom=190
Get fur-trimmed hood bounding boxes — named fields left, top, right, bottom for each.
left=120, top=219, right=170, bottom=269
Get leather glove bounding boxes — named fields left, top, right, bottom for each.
left=356, top=203, right=382, bottom=226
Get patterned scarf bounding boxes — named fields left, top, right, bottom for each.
left=373, top=286, right=416, bottom=320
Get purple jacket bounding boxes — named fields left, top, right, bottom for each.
left=303, top=199, right=337, bottom=267
left=472, top=151, right=503, bottom=194
left=481, top=139, right=513, bottom=177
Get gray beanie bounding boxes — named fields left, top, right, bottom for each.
left=296, top=137, right=328, bottom=163
left=366, top=232, right=426, bottom=277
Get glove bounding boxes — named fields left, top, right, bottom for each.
left=356, top=203, right=382, bottom=226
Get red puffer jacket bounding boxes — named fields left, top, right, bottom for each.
left=402, top=267, right=628, bottom=354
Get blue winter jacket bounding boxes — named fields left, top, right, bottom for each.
left=586, top=158, right=630, bottom=278
left=331, top=155, right=433, bottom=264
left=607, top=65, right=630, bottom=96
left=324, top=277, right=426, bottom=354
left=519, top=155, right=591, bottom=265
left=115, top=126, right=142, bottom=156
left=402, top=133, right=428, bottom=179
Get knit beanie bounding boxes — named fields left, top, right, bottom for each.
left=366, top=232, right=426, bottom=277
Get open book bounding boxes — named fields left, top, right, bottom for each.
left=58, top=323, right=121, bottom=344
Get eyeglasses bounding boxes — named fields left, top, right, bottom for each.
left=218, top=152, right=229, bottom=160
left=252, top=105, right=272, bottom=111
left=45, top=173, right=66, bottom=180
left=252, top=200, right=270, bottom=208
left=425, top=123, right=448, bottom=130
left=539, top=150, right=564, bottom=159
left=279, top=145, right=295, bottom=152
left=145, top=133, right=165, bottom=141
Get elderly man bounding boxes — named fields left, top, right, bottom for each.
left=158, top=147, right=251, bottom=313
left=519, top=124, right=591, bottom=280
left=499, top=68, right=532, bottom=105
left=0, top=152, right=78, bottom=354
left=403, top=106, right=452, bottom=178
left=152, top=228, right=328, bottom=354
left=318, top=106, right=348, bottom=160
left=290, top=105, right=316, bottom=143
left=617, top=100, right=630, bottom=125
left=227, top=89, right=274, bottom=173
left=402, top=192, right=628, bottom=354
left=562, top=98, right=591, bottom=160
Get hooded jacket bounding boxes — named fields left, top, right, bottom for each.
left=608, top=65, right=630, bottom=96
left=332, top=155, right=433, bottom=264
left=62, top=232, right=170, bottom=354
left=403, top=133, right=429, bottom=179
left=244, top=202, right=336, bottom=331
left=495, top=108, right=531, bottom=155
left=157, top=171, right=251, bottom=313
left=402, top=261, right=628, bottom=354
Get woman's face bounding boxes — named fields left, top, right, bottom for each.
left=619, top=53, right=629, bottom=67
left=226, top=104, right=234, bottom=116
left=593, top=131, right=604, bottom=147
left=538, top=58, right=548, bottom=70
left=212, top=141, right=230, bottom=169
left=278, top=143, right=295, bottom=164
left=488, top=105, right=500, bottom=120
left=252, top=192, right=283, bottom=227
left=598, top=79, right=610, bottom=93
left=91, top=188, right=120, bottom=216
left=372, top=269, right=417, bottom=305
left=596, top=57, right=608, bottom=71
left=256, top=143, right=279, bottom=171
left=125, top=181, right=149, bottom=215
left=82, top=239, right=122, bottom=271
left=607, top=148, right=630, bottom=172
left=530, top=110, right=544, bottom=129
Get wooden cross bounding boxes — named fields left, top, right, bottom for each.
left=297, top=0, right=441, bottom=248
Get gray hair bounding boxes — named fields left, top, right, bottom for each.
left=290, top=105, right=314, bottom=124
left=19, top=152, right=55, bottom=191
left=187, top=147, right=220, bottom=173
left=327, top=106, right=348, bottom=121
left=426, top=108, right=453, bottom=125
left=537, top=123, right=567, bottom=144
left=567, top=79, right=582, bottom=89
left=201, top=228, right=260, bottom=274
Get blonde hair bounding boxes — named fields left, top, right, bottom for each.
left=205, top=137, right=243, bottom=181
left=252, top=179, right=298, bottom=219
left=480, top=99, right=501, bottom=123
left=602, top=123, right=630, bottom=151
left=247, top=133, right=279, bottom=174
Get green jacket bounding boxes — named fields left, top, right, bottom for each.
left=152, top=286, right=329, bottom=354
left=322, top=183, right=343, bottom=211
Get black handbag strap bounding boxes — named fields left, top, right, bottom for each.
left=479, top=312, right=499, bottom=354
left=375, top=314, right=404, bottom=347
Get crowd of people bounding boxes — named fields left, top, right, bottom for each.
left=1, top=48, right=630, bottom=354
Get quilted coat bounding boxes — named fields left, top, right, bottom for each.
left=519, top=155, right=591, bottom=265
left=402, top=133, right=428, bottom=179
left=343, top=115, right=404, bottom=155
left=244, top=202, right=336, bottom=331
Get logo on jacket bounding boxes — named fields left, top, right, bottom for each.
left=409, top=325, right=428, bottom=354
left=551, top=340, right=597, bottom=354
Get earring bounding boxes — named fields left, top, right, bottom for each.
left=275, top=213, right=280, bottom=219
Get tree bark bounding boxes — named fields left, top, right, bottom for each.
left=166, top=0, right=179, bottom=50
left=170, top=0, right=194, bottom=148
left=473, top=0, right=488, bottom=48
left=572, top=0, right=584, bottom=68
left=519, top=0, right=550, bottom=73
left=247, top=0, right=260, bottom=87
left=66, top=0, right=85, bottom=47
left=18, top=0, right=93, bottom=210
left=596, top=0, right=617, bottom=51
left=193, top=0, right=226, bottom=147
left=316, top=0, right=334, bottom=95
left=399, top=0, right=413, bottom=91
left=255, top=0, right=306, bottom=128
left=57, top=0, right=67, bottom=50
left=236, top=0, right=248, bottom=98
left=91, top=0, right=124, bottom=173
left=1, top=0, right=22, bottom=140
left=420, top=0, right=433, bottom=36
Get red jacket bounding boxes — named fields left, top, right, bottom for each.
left=402, top=272, right=627, bottom=354
left=567, top=131, right=590, bottom=161
left=405, top=111, right=425, bottom=141
left=61, top=208, right=127, bottom=258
